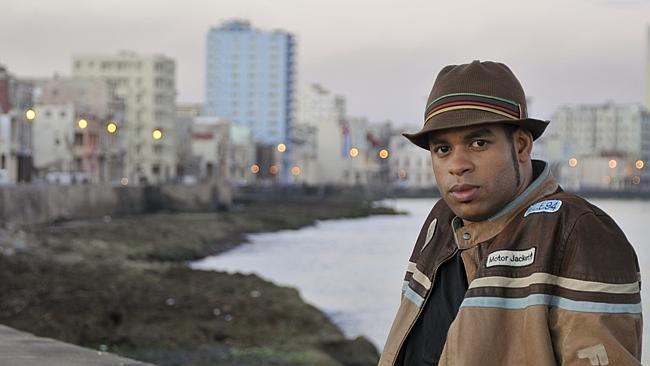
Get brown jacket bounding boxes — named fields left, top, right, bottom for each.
left=379, top=162, right=642, bottom=365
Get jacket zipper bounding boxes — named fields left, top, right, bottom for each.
left=391, top=247, right=459, bottom=365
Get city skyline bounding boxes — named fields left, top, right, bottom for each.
left=1, top=0, right=649, bottom=126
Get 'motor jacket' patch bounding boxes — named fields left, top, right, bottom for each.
left=486, top=248, right=536, bottom=268
left=524, top=200, right=562, bottom=217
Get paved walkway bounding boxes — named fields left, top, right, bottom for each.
left=0, top=324, right=154, bottom=366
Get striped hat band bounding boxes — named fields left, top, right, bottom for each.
left=424, top=93, right=526, bottom=123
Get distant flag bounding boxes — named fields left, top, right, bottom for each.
left=366, top=132, right=379, bottom=147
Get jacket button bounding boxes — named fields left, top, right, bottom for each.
left=463, top=232, right=471, bottom=240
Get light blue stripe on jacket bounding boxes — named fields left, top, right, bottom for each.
left=461, top=294, right=642, bottom=314
left=403, top=281, right=425, bottom=307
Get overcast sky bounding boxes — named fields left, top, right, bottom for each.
left=2, top=0, right=649, bottom=126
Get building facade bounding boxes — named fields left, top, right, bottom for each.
left=0, top=65, right=34, bottom=184
left=542, top=103, right=650, bottom=190
left=294, top=83, right=346, bottom=184
left=175, top=103, right=201, bottom=180
left=205, top=20, right=295, bottom=182
left=32, top=77, right=126, bottom=183
left=204, top=20, right=295, bottom=144
left=389, top=125, right=437, bottom=189
left=72, top=51, right=177, bottom=184
left=191, top=116, right=255, bottom=185
left=646, top=25, right=650, bottom=110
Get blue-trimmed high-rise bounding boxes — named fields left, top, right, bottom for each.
left=204, top=20, right=295, bottom=182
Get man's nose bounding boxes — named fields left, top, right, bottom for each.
left=448, top=151, right=473, bottom=176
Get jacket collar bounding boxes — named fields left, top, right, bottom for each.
left=451, top=160, right=558, bottom=249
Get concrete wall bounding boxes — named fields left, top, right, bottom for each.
left=0, top=181, right=231, bottom=226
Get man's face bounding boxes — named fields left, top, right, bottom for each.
left=428, top=124, right=525, bottom=223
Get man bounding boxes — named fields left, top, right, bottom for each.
left=379, top=61, right=642, bottom=365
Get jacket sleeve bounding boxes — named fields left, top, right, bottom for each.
left=549, top=212, right=642, bottom=365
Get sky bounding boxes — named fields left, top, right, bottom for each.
left=1, top=0, right=649, bottom=126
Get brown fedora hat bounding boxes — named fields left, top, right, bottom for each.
left=403, top=60, right=549, bottom=150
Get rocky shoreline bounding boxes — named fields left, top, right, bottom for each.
left=0, top=199, right=400, bottom=366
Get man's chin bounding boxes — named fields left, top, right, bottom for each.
left=448, top=205, right=490, bottom=224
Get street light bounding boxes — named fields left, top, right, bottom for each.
left=349, top=147, right=359, bottom=158
left=291, top=166, right=301, bottom=176
left=636, top=160, right=644, bottom=170
left=379, top=149, right=389, bottom=159
left=25, top=108, right=36, bottom=121
left=608, top=159, right=617, bottom=169
left=152, top=128, right=163, bottom=140
left=250, top=164, right=260, bottom=174
left=568, top=158, right=578, bottom=167
left=78, top=118, right=88, bottom=129
left=106, top=122, right=118, bottom=134
left=277, top=143, right=286, bottom=153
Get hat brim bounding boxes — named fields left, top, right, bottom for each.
left=403, top=115, right=549, bottom=151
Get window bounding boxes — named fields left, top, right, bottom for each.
left=89, top=134, right=98, bottom=148
left=153, top=145, right=163, bottom=154
left=152, top=164, right=161, bottom=175
left=74, top=133, right=83, bottom=146
left=0, top=154, right=5, bottom=169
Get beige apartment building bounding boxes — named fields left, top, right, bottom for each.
left=72, top=51, right=177, bottom=184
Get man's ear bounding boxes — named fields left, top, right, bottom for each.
left=515, top=128, right=533, bottom=163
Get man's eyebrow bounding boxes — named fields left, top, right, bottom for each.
left=463, top=127, right=495, bottom=141
left=429, top=127, right=496, bottom=145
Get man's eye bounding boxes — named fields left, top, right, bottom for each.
left=470, top=140, right=488, bottom=148
left=433, top=146, right=450, bottom=154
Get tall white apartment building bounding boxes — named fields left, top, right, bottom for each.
left=72, top=51, right=177, bottom=184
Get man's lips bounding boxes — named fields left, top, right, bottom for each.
left=449, top=184, right=479, bottom=202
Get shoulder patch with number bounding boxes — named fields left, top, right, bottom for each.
left=524, top=199, right=562, bottom=217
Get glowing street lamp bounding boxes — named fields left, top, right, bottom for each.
left=291, top=166, right=301, bottom=176
left=277, top=143, right=287, bottom=153
left=269, top=165, right=279, bottom=175
left=78, top=118, right=88, bottom=129
left=106, top=122, right=118, bottom=134
left=635, top=160, right=644, bottom=170
left=25, top=108, right=36, bottom=121
left=568, top=158, right=578, bottom=167
left=379, top=149, right=389, bottom=159
left=349, top=147, right=359, bottom=158
left=152, top=128, right=163, bottom=140
left=608, top=159, right=617, bottom=169
left=250, top=164, right=260, bottom=174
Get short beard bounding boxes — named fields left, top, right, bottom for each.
left=504, top=125, right=521, bottom=188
